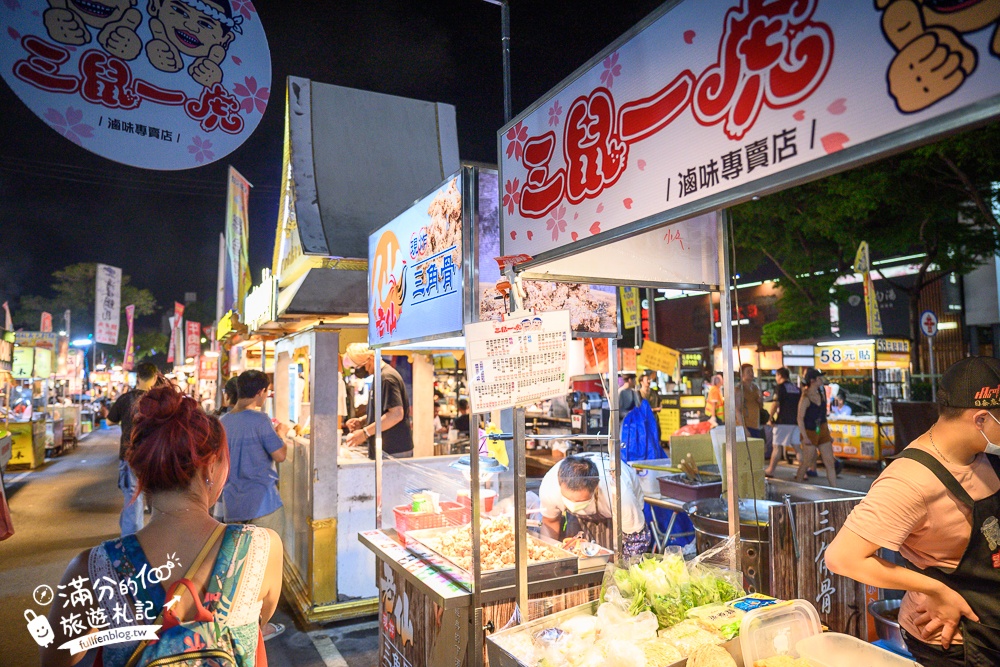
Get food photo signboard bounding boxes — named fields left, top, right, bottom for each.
left=368, top=172, right=464, bottom=346
left=499, top=0, right=1000, bottom=259
left=0, top=0, right=271, bottom=169
left=476, top=170, right=619, bottom=335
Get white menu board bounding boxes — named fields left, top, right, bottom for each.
left=465, top=310, right=572, bottom=413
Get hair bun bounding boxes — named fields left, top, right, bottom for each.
left=128, top=384, right=227, bottom=495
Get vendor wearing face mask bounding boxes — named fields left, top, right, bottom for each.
left=343, top=343, right=413, bottom=459
left=539, top=453, right=650, bottom=558
left=826, top=357, right=1000, bottom=666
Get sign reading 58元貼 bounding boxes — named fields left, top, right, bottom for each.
left=499, top=0, right=1000, bottom=257
left=369, top=173, right=464, bottom=346
left=0, top=0, right=271, bottom=169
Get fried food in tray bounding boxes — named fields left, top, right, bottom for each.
left=418, top=516, right=563, bottom=571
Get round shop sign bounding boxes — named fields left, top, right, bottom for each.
left=920, top=310, right=938, bottom=338
left=0, top=0, right=270, bottom=170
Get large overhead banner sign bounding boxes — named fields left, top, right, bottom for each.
left=225, top=166, right=252, bottom=318
left=368, top=173, right=464, bottom=346
left=94, top=263, right=122, bottom=345
left=499, top=0, right=1000, bottom=259
left=0, top=0, right=271, bottom=170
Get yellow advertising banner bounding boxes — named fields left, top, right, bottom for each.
left=638, top=340, right=680, bottom=375
left=620, top=287, right=640, bottom=329
left=815, top=343, right=875, bottom=371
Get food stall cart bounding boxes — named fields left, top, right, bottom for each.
left=476, top=0, right=1000, bottom=662
left=1, top=329, right=13, bottom=475
left=814, top=338, right=909, bottom=464
left=360, top=164, right=636, bottom=667
left=238, top=75, right=463, bottom=624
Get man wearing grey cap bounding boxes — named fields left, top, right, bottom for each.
left=826, top=357, right=1000, bottom=665
left=343, top=343, right=413, bottom=459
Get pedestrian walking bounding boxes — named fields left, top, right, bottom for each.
left=734, top=363, right=764, bottom=439
left=220, top=371, right=289, bottom=528
left=765, top=367, right=802, bottom=477
left=106, top=362, right=162, bottom=536
left=618, top=371, right=640, bottom=421
left=40, top=385, right=284, bottom=667
left=796, top=368, right=838, bottom=487
left=215, top=376, right=239, bottom=416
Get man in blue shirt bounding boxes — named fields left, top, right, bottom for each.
left=220, top=370, right=288, bottom=526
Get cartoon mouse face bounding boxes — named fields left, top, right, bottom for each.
left=66, top=0, right=137, bottom=30
left=148, top=0, right=234, bottom=58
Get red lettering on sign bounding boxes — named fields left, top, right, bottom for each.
left=563, top=88, right=627, bottom=205
left=79, top=51, right=140, bottom=109
left=692, top=0, right=833, bottom=139
left=185, top=83, right=244, bottom=134
left=13, top=36, right=79, bottom=94
left=507, top=0, right=834, bottom=220
left=520, top=132, right=566, bottom=217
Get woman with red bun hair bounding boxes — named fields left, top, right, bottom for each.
left=40, top=385, right=283, bottom=667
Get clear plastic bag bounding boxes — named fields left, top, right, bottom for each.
left=600, top=537, right=744, bottom=630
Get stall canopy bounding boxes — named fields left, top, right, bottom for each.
left=269, top=76, right=461, bottom=324
left=499, top=0, right=1000, bottom=283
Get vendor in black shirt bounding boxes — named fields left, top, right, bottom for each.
left=453, top=398, right=471, bottom=435
left=343, top=343, right=414, bottom=459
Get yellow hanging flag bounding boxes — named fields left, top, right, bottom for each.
left=853, top=242, right=883, bottom=336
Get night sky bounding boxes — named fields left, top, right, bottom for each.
left=0, top=0, right=665, bottom=317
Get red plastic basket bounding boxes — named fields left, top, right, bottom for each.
left=393, top=501, right=468, bottom=544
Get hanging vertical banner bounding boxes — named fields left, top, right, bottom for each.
left=94, top=264, right=122, bottom=345
left=225, top=166, right=253, bottom=319
left=123, top=305, right=136, bottom=371
left=853, top=241, right=883, bottom=336
left=40, top=312, right=52, bottom=333
left=167, top=302, right=184, bottom=364
left=2, top=302, right=12, bottom=331
left=167, top=316, right=176, bottom=364
left=620, top=287, right=640, bottom=329
left=186, top=321, right=201, bottom=359
left=64, top=309, right=71, bottom=337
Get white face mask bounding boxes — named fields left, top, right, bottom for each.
left=981, top=412, right=1000, bottom=455
left=561, top=490, right=597, bottom=515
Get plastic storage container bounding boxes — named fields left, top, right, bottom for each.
left=796, top=632, right=920, bottom=667
left=740, top=600, right=823, bottom=665
left=392, top=501, right=467, bottom=544
left=740, top=600, right=918, bottom=667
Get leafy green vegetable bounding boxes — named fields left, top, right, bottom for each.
left=605, top=553, right=743, bottom=630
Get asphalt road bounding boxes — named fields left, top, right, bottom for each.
left=0, top=426, right=377, bottom=667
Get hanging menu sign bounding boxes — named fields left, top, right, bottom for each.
left=465, top=310, right=572, bottom=412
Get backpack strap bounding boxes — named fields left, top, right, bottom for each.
left=203, top=525, right=256, bottom=622
left=124, top=523, right=227, bottom=667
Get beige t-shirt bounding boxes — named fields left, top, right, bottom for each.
left=735, top=381, right=763, bottom=429
left=842, top=443, right=1000, bottom=645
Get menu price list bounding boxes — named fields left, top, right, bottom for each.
left=465, top=310, right=572, bottom=413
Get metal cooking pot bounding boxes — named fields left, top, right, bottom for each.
left=684, top=498, right=782, bottom=595
left=868, top=599, right=907, bottom=654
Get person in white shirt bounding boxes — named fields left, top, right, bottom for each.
left=539, top=453, right=649, bottom=558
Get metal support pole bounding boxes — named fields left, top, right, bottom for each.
left=929, top=337, right=937, bottom=403
left=718, top=210, right=742, bottom=575
left=646, top=288, right=657, bottom=344
left=513, top=406, right=528, bottom=617
left=374, top=350, right=383, bottom=530
left=469, top=412, right=484, bottom=663
left=608, top=337, right=623, bottom=559
left=501, top=0, right=512, bottom=124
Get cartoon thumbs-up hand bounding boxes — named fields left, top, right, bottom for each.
left=189, top=45, right=227, bottom=88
